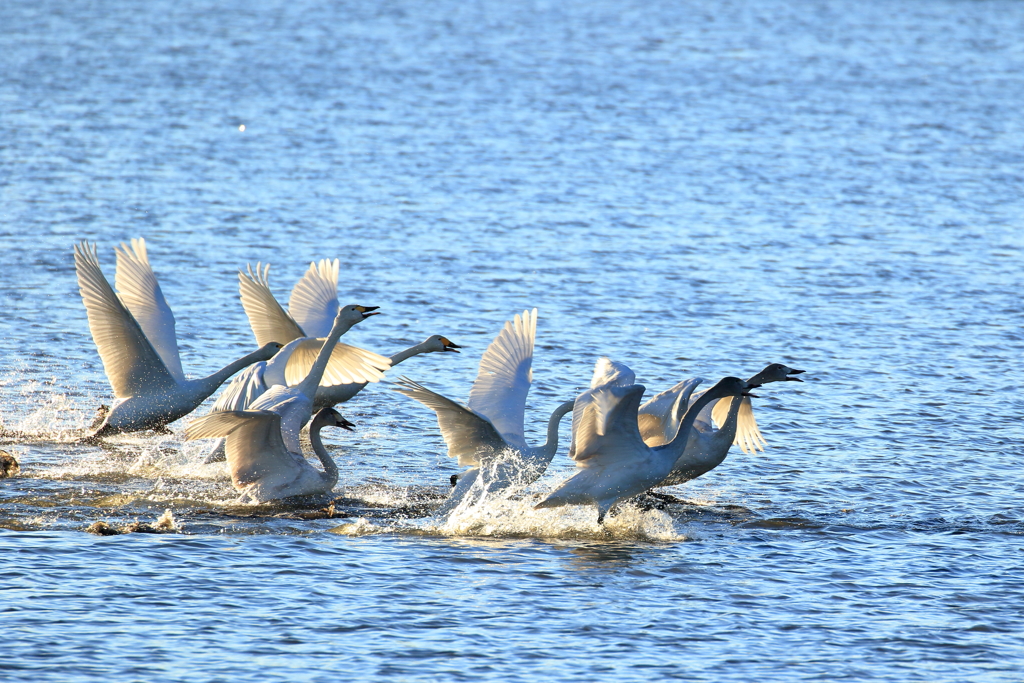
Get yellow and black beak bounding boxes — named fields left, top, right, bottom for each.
left=441, top=337, right=462, bottom=353
left=356, top=305, right=380, bottom=319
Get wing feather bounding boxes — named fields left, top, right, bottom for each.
left=282, top=339, right=391, bottom=387
left=112, top=238, right=185, bottom=383
left=467, top=309, right=536, bottom=447
left=74, top=241, right=177, bottom=398
left=288, top=259, right=341, bottom=338
left=393, top=377, right=509, bottom=466
left=711, top=396, right=767, bottom=453
left=570, top=384, right=648, bottom=468
left=239, top=263, right=305, bottom=347
left=211, top=363, right=269, bottom=413
left=638, top=377, right=703, bottom=446
left=187, top=410, right=294, bottom=488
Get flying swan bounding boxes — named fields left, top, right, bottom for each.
left=74, top=239, right=283, bottom=437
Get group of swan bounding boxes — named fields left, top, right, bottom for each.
left=73, top=238, right=803, bottom=519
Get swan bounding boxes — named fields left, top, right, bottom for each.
left=202, top=333, right=461, bottom=463
left=534, top=361, right=754, bottom=524
left=186, top=406, right=352, bottom=502
left=392, top=309, right=575, bottom=514
left=240, top=303, right=371, bottom=456
left=73, top=239, right=284, bottom=436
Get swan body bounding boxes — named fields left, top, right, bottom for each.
left=187, top=407, right=352, bottom=502
left=393, top=309, right=574, bottom=513
left=535, top=361, right=752, bottom=523
left=74, top=239, right=283, bottom=436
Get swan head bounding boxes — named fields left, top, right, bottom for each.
left=336, top=304, right=380, bottom=327
left=753, top=363, right=805, bottom=384
left=255, top=341, right=286, bottom=360
left=422, top=335, right=462, bottom=353
left=312, top=407, right=355, bottom=431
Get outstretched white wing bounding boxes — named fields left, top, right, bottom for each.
left=239, top=263, right=305, bottom=347
left=186, top=410, right=295, bottom=488
left=283, top=339, right=391, bottom=387
left=467, top=308, right=536, bottom=448
left=638, top=377, right=704, bottom=446
left=711, top=396, right=767, bottom=453
left=393, top=377, right=509, bottom=467
left=74, top=241, right=177, bottom=398
left=570, top=383, right=648, bottom=467
left=288, top=259, right=341, bottom=338
left=113, top=238, right=185, bottom=383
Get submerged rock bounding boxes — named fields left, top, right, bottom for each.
left=0, top=450, right=20, bottom=478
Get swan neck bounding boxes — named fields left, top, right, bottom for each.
left=296, top=316, right=349, bottom=399
left=389, top=343, right=427, bottom=366
left=664, top=388, right=726, bottom=457
left=308, top=417, right=339, bottom=488
left=539, top=400, right=576, bottom=459
left=195, top=348, right=270, bottom=395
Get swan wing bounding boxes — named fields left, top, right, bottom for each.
left=211, top=363, right=269, bottom=413
left=187, top=410, right=296, bottom=488
left=288, top=259, right=340, bottom=338
left=393, top=377, right=508, bottom=466
left=282, top=339, right=391, bottom=387
left=571, top=384, right=648, bottom=467
left=74, top=241, right=177, bottom=398
left=589, top=357, right=636, bottom=388
left=112, top=238, right=185, bottom=383
left=467, top=308, right=536, bottom=447
left=711, top=396, right=767, bottom=453
left=239, top=263, right=305, bottom=347
left=638, top=377, right=703, bottom=445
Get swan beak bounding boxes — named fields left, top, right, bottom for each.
left=742, top=391, right=759, bottom=398
left=786, top=369, right=806, bottom=382
left=442, top=339, right=462, bottom=353
left=356, top=305, right=380, bottom=318
left=338, top=416, right=356, bottom=431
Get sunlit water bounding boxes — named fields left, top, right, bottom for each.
left=3, top=0, right=1024, bottom=680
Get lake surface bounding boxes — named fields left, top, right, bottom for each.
left=2, top=0, right=1024, bottom=680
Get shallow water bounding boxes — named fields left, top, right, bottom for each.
left=3, top=0, right=1024, bottom=680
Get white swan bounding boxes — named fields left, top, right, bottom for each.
left=242, top=304, right=369, bottom=456
left=187, top=406, right=352, bottom=502
left=534, top=362, right=753, bottom=524
left=238, top=261, right=391, bottom=390
left=73, top=239, right=283, bottom=436
left=392, top=309, right=575, bottom=513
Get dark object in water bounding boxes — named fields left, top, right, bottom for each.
left=0, top=450, right=19, bottom=478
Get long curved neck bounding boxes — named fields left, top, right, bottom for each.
left=296, top=316, right=350, bottom=399
left=663, top=387, right=729, bottom=459
left=192, top=348, right=270, bottom=397
left=536, top=400, right=576, bottom=460
left=308, top=419, right=340, bottom=488
left=389, top=343, right=429, bottom=366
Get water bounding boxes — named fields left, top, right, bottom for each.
left=3, top=0, right=1024, bottom=680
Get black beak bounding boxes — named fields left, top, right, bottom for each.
left=742, top=391, right=759, bottom=398
left=356, top=305, right=380, bottom=319
left=786, top=369, right=805, bottom=382
left=338, top=417, right=356, bottom=431
left=445, top=342, right=462, bottom=353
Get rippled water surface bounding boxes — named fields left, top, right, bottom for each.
left=3, top=0, right=1024, bottom=680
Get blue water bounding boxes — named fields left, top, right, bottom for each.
left=3, top=0, right=1024, bottom=680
